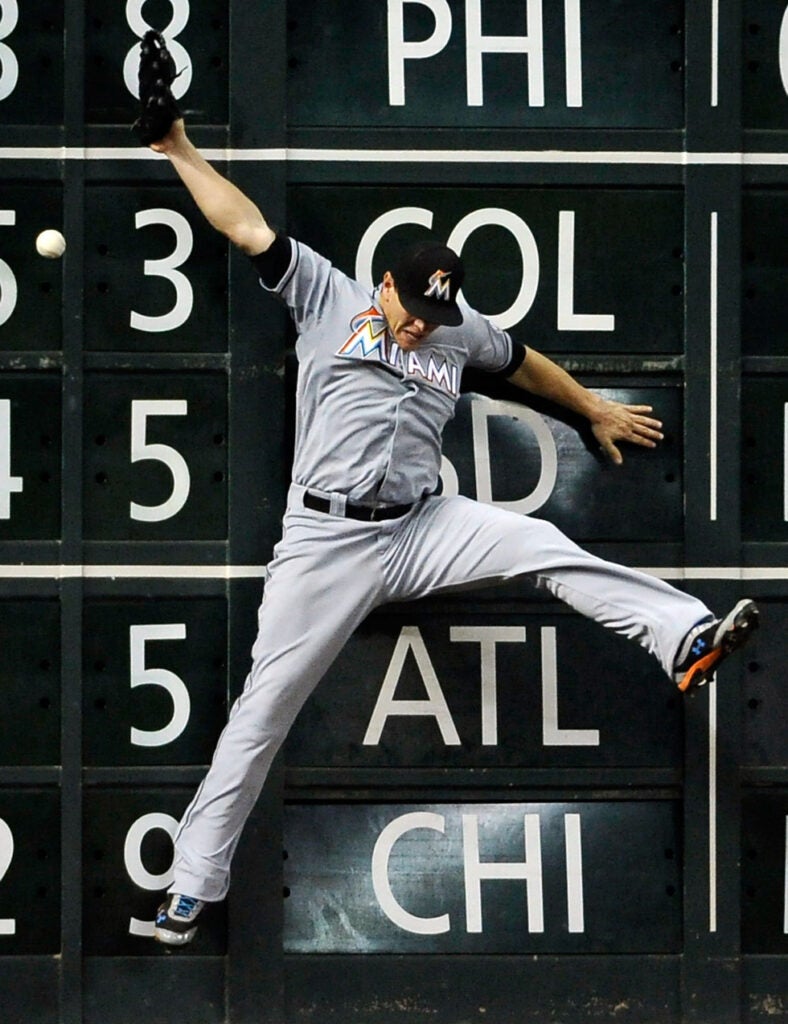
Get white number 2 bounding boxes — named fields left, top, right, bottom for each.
left=0, top=818, right=15, bottom=935
left=130, top=209, right=194, bottom=334
left=130, top=624, right=190, bottom=747
left=130, top=399, right=190, bottom=522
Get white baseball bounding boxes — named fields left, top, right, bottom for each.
left=36, top=229, right=66, bottom=259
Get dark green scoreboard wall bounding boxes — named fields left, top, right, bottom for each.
left=0, top=2, right=785, bottom=1023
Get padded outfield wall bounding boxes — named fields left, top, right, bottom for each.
left=0, top=2, right=785, bottom=1022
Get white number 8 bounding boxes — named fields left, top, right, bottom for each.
left=123, top=0, right=192, bottom=100
left=0, top=1, right=19, bottom=103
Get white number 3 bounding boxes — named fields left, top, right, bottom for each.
left=131, top=208, right=194, bottom=334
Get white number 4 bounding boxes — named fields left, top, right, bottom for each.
left=0, top=398, right=23, bottom=518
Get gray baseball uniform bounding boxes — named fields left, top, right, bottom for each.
left=169, top=237, right=711, bottom=902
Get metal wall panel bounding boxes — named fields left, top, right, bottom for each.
left=442, top=387, right=683, bottom=537
left=0, top=375, right=61, bottom=538
left=81, top=597, right=227, bottom=766
left=82, top=788, right=227, bottom=956
left=288, top=186, right=685, bottom=353
left=742, top=190, right=788, bottom=356
left=84, top=1, right=229, bottom=126
left=741, top=792, right=788, bottom=954
left=0, top=4, right=64, bottom=126
left=82, top=372, right=228, bottom=541
left=288, top=0, right=685, bottom=128
left=0, top=1, right=784, bottom=1022
left=83, top=187, right=228, bottom=352
left=0, top=598, right=60, bottom=765
left=284, top=801, right=682, bottom=953
left=742, top=378, right=788, bottom=541
left=287, top=608, right=681, bottom=768
left=0, top=188, right=63, bottom=350
left=0, top=789, right=60, bottom=954
left=743, top=2, right=788, bottom=129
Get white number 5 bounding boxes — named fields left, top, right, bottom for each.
left=130, top=399, right=190, bottom=522
left=130, top=624, right=190, bottom=747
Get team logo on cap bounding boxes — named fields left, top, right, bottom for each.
left=424, top=268, right=452, bottom=302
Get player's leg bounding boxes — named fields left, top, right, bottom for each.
left=167, top=509, right=385, bottom=908
left=382, top=495, right=733, bottom=680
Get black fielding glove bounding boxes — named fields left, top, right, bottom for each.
left=132, top=30, right=182, bottom=146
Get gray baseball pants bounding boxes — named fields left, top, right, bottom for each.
left=170, top=482, right=710, bottom=901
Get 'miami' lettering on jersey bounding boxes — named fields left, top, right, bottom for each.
left=338, top=308, right=460, bottom=397
left=407, top=350, right=460, bottom=396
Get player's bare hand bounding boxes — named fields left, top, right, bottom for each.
left=590, top=400, right=664, bottom=466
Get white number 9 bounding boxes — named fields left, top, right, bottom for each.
left=125, top=812, right=178, bottom=936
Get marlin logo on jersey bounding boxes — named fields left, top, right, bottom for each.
left=337, top=307, right=460, bottom=396
left=337, top=306, right=389, bottom=358
left=424, top=268, right=452, bottom=302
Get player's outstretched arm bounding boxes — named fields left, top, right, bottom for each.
left=507, top=347, right=664, bottom=465
left=150, top=120, right=276, bottom=257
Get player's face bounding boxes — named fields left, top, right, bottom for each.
left=380, top=272, right=439, bottom=350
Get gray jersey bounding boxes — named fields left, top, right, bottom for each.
left=262, top=238, right=515, bottom=506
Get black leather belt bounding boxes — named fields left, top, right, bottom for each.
left=303, top=490, right=414, bottom=522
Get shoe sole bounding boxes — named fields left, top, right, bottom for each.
left=678, top=599, right=759, bottom=692
left=153, top=924, right=197, bottom=946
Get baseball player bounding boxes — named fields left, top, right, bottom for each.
left=133, top=36, right=759, bottom=947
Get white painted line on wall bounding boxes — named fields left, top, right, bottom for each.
left=0, top=564, right=267, bottom=579
left=710, top=0, right=719, bottom=107
left=784, top=403, right=788, bottom=523
left=0, top=564, right=784, bottom=580
left=709, top=212, right=718, bottom=522
left=709, top=678, right=718, bottom=932
left=0, top=148, right=786, bottom=165
left=783, top=816, right=788, bottom=935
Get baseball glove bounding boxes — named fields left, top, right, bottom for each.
left=132, top=30, right=182, bottom=146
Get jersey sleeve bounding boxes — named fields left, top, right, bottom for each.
left=250, top=235, right=344, bottom=335
left=461, top=303, right=525, bottom=375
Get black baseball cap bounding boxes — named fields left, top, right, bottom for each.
left=391, top=242, right=465, bottom=327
